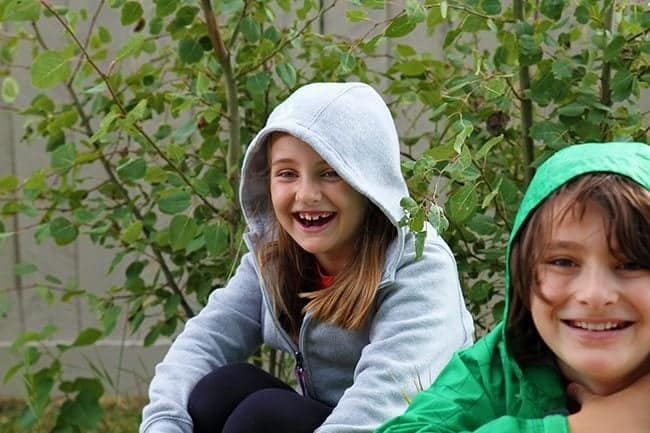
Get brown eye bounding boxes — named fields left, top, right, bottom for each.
left=548, top=258, right=575, bottom=267
left=617, top=262, right=645, bottom=271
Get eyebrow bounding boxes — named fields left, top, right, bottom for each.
left=269, top=158, right=330, bottom=168
left=270, top=158, right=295, bottom=166
left=544, top=240, right=585, bottom=251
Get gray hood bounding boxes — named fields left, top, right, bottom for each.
left=239, top=82, right=409, bottom=240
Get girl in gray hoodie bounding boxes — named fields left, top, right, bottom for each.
left=139, top=82, right=474, bottom=433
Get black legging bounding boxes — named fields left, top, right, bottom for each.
left=188, top=362, right=333, bottom=433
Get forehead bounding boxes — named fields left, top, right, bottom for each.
left=267, top=133, right=325, bottom=163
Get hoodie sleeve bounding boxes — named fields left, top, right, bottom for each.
left=375, top=340, right=570, bottom=433
left=315, top=230, right=475, bottom=433
left=139, top=252, right=264, bottom=433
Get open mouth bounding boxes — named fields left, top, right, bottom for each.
left=293, top=211, right=335, bottom=227
left=564, top=320, right=632, bottom=331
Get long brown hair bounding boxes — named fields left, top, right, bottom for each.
left=507, top=173, right=650, bottom=365
left=257, top=203, right=396, bottom=338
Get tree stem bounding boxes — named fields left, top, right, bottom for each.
left=200, top=0, right=241, bottom=204
left=600, top=0, right=615, bottom=140
left=514, top=0, right=535, bottom=185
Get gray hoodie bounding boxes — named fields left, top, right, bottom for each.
left=139, top=82, right=474, bottom=433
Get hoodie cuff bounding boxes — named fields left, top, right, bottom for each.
left=140, top=418, right=193, bottom=433
left=543, top=414, right=569, bottom=433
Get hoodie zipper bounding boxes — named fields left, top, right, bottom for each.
left=294, top=350, right=307, bottom=396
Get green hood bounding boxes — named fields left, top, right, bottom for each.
left=503, top=141, right=650, bottom=323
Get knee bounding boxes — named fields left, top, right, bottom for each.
left=188, top=363, right=249, bottom=417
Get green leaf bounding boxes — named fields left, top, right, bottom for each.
left=470, top=281, right=491, bottom=303
left=440, top=0, right=448, bottom=19
left=346, top=9, right=368, bottom=22
left=120, top=220, right=143, bottom=244
left=0, top=174, right=19, bottom=192
left=72, top=328, right=103, bottom=347
left=453, top=121, right=473, bottom=153
left=447, top=184, right=478, bottom=223
left=34, top=285, right=55, bottom=305
left=405, top=0, right=426, bottom=22
left=31, top=51, right=71, bottom=89
left=475, top=135, right=503, bottom=160
left=557, top=102, right=586, bottom=117
left=116, top=34, right=145, bottom=60
left=158, top=189, right=192, bottom=214
left=385, top=14, right=417, bottom=38
left=168, top=215, right=198, bottom=251
left=409, top=208, right=425, bottom=232
left=551, top=60, right=572, bottom=79
left=604, top=35, right=626, bottom=62
left=481, top=178, right=502, bottom=208
left=13, top=262, right=38, bottom=275
left=163, top=294, right=180, bottom=317
left=98, top=26, right=112, bottom=43
left=90, top=111, right=119, bottom=143
left=240, top=16, right=261, bottom=42
left=154, top=0, right=177, bottom=17
left=427, top=205, right=449, bottom=234
left=480, top=0, right=501, bottom=15
left=518, top=35, right=543, bottom=66
left=145, top=165, right=169, bottom=184
left=530, top=122, right=568, bottom=148
left=49, top=217, right=78, bottom=246
left=1, top=0, right=41, bottom=22
left=58, top=391, right=103, bottom=430
left=51, top=143, right=76, bottom=175
left=574, top=5, right=589, bottom=24
left=126, top=98, right=148, bottom=122
left=492, top=300, right=505, bottom=322
left=540, top=0, right=566, bottom=20
left=2, top=76, right=19, bottom=103
left=395, top=44, right=417, bottom=57
left=414, top=231, right=426, bottom=258
left=396, top=59, right=425, bottom=76
left=337, top=52, right=356, bottom=75
left=11, top=324, right=57, bottom=351
left=611, top=69, right=635, bottom=102
left=204, top=222, right=229, bottom=256
left=120, top=1, right=143, bottom=25
left=246, top=71, right=271, bottom=97
left=102, top=304, right=121, bottom=335
left=117, top=158, right=146, bottom=181
left=178, top=38, right=203, bottom=64
left=275, top=62, right=297, bottom=88
left=400, top=196, right=418, bottom=211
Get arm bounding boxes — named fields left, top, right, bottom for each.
left=316, top=229, right=475, bottom=433
left=567, top=373, right=650, bottom=433
left=376, top=348, right=569, bottom=433
left=139, top=252, right=264, bottom=433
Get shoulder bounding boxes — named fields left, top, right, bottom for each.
left=399, top=224, right=456, bottom=266
left=389, top=224, right=458, bottom=286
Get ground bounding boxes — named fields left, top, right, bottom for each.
left=0, top=396, right=145, bottom=433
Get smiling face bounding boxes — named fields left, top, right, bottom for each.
left=268, top=133, right=368, bottom=274
left=530, top=197, right=650, bottom=395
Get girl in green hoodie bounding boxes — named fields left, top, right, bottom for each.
left=376, top=142, right=650, bottom=433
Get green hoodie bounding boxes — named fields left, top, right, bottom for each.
left=375, top=142, right=650, bottom=433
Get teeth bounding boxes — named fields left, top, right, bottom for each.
left=573, top=321, right=623, bottom=331
left=298, top=212, right=332, bottom=221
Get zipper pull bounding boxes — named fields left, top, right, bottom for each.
left=294, top=351, right=307, bottom=396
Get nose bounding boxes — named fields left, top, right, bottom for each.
left=295, top=178, right=321, bottom=204
left=574, top=265, right=619, bottom=307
